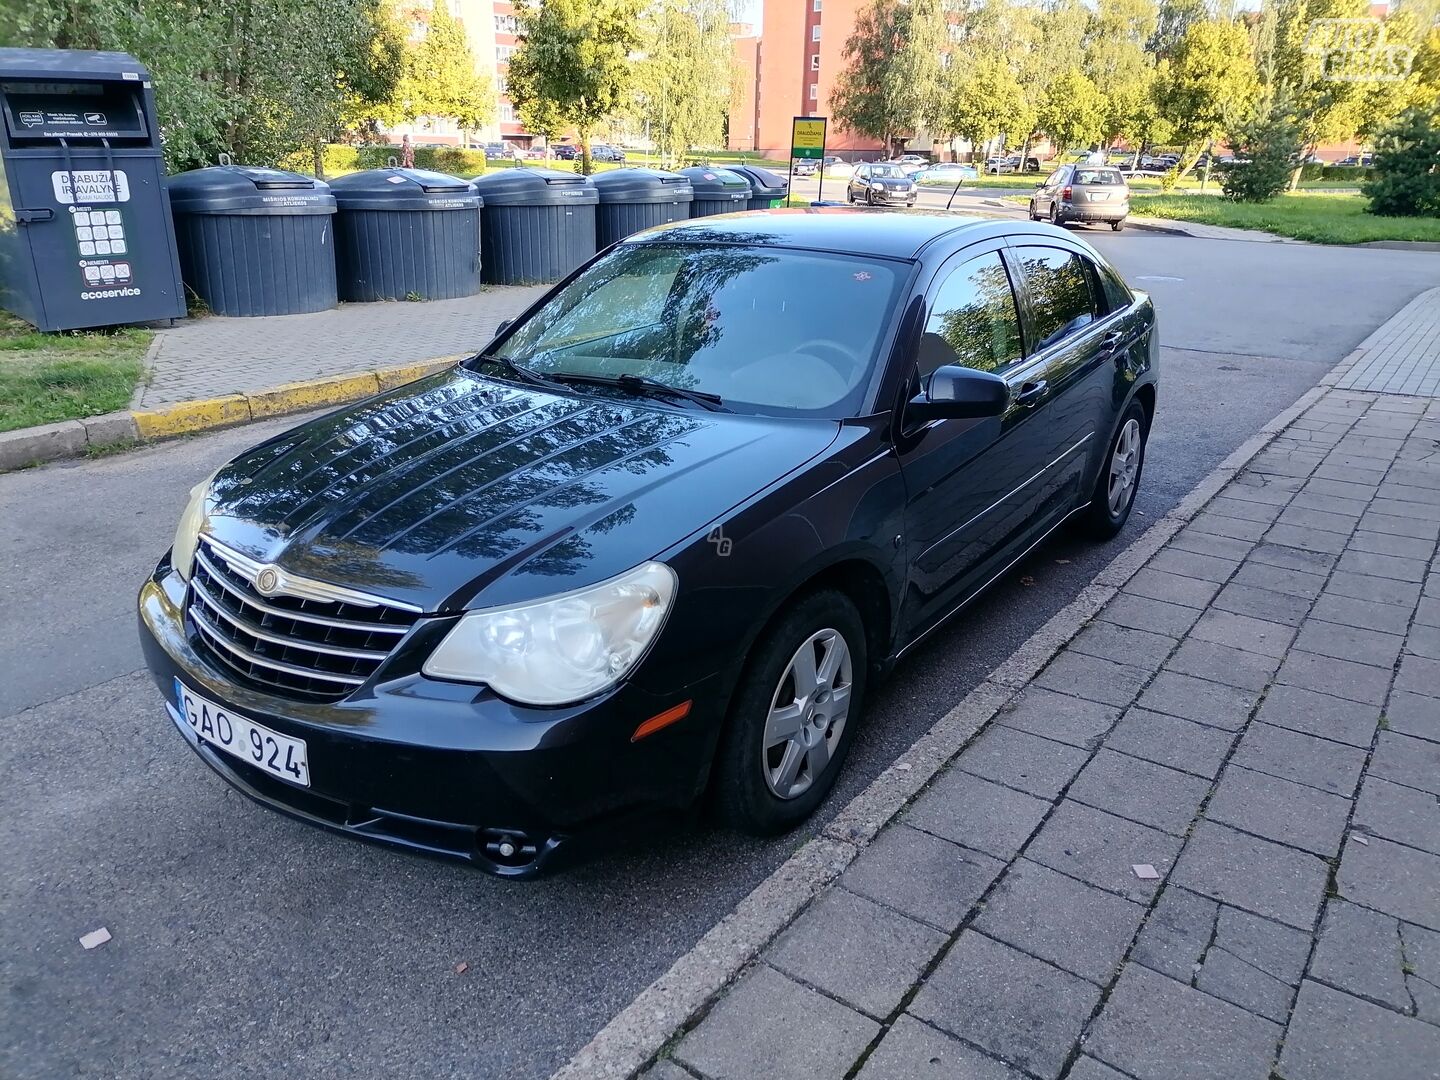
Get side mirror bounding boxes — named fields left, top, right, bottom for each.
left=908, top=365, right=1009, bottom=423
left=1035, top=180, right=1045, bottom=188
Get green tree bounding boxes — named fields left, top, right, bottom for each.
left=1221, top=97, right=1305, bottom=201
left=632, top=0, right=732, bottom=167
left=1156, top=18, right=1260, bottom=173
left=1083, top=0, right=1160, bottom=151
left=1037, top=67, right=1107, bottom=153
left=1148, top=0, right=1209, bottom=59
left=830, top=0, right=947, bottom=156
left=373, top=0, right=494, bottom=135
left=1363, top=106, right=1440, bottom=215
left=945, top=54, right=1034, bottom=158
left=508, top=0, right=643, bottom=173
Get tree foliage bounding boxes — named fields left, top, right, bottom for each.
left=1222, top=97, right=1305, bottom=201
left=1363, top=106, right=1440, bottom=215
left=1037, top=67, right=1107, bottom=152
left=508, top=0, right=643, bottom=172
left=1156, top=17, right=1259, bottom=170
left=946, top=53, right=1034, bottom=152
left=2, top=0, right=400, bottom=171
left=371, top=0, right=493, bottom=133
left=1083, top=0, right=1161, bottom=148
left=632, top=0, right=732, bottom=167
left=831, top=0, right=947, bottom=154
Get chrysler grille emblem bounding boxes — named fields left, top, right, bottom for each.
left=255, top=568, right=281, bottom=596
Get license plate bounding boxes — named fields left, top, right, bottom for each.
left=1091, top=192, right=1110, bottom=201
left=174, top=678, right=310, bottom=787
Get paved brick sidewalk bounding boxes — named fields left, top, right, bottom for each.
left=642, top=378, right=1440, bottom=1073
left=133, top=285, right=549, bottom=408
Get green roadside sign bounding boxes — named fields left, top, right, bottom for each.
left=791, top=116, right=826, bottom=160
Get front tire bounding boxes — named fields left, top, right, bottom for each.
left=1049, top=202, right=1062, bottom=226
left=712, top=590, right=867, bottom=835
left=1028, top=200, right=1038, bottom=220
left=1081, top=398, right=1149, bottom=540
left=1112, top=219, right=1125, bottom=231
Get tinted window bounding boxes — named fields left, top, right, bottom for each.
left=496, top=243, right=907, bottom=416
left=1096, top=261, right=1132, bottom=314
left=1015, top=247, right=1098, bottom=351
left=920, top=252, right=1023, bottom=376
left=1074, top=168, right=1124, bottom=185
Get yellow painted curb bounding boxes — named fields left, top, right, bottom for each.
left=126, top=356, right=463, bottom=443
left=249, top=372, right=382, bottom=419
left=133, top=395, right=252, bottom=438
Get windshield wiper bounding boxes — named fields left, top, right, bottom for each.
left=470, top=352, right=562, bottom=389
left=547, top=371, right=728, bottom=412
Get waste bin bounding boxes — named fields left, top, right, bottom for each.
left=167, top=162, right=337, bottom=316
left=469, top=168, right=597, bottom=284
left=679, top=167, right=751, bottom=218
left=0, top=47, right=185, bottom=331
left=590, top=168, right=693, bottom=246
left=329, top=167, right=482, bottom=302
left=727, top=165, right=789, bottom=210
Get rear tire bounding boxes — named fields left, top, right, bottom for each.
left=1049, top=202, right=1062, bottom=226
left=712, top=590, right=867, bottom=835
left=1081, top=398, right=1149, bottom=540
left=1112, top=219, right=1125, bottom=231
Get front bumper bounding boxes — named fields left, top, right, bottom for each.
left=139, top=567, right=727, bottom=877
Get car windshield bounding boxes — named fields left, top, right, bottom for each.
left=1075, top=169, right=1124, bottom=185
left=869, top=164, right=907, bottom=178
left=492, top=242, right=908, bottom=417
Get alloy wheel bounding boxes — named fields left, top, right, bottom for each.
left=1108, top=417, right=1142, bottom=516
left=761, top=628, right=854, bottom=800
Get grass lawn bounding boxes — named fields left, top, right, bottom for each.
left=1127, top=193, right=1440, bottom=244
left=0, top=315, right=151, bottom=433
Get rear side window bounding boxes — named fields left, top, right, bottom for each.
left=920, top=252, right=1023, bottom=376
left=1014, top=247, right=1099, bottom=351
left=1096, top=261, right=1133, bottom=313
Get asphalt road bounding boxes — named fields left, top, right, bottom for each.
left=4, top=231, right=1439, bottom=1080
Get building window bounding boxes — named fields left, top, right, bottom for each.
left=813, top=0, right=822, bottom=9
left=811, top=24, right=821, bottom=41
left=810, top=54, right=820, bottom=71
left=496, top=75, right=508, bottom=93
left=808, top=83, right=818, bottom=101
left=500, top=103, right=515, bottom=123
left=494, top=14, right=516, bottom=33
left=496, top=44, right=516, bottom=62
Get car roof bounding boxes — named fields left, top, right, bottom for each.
left=623, top=207, right=1034, bottom=260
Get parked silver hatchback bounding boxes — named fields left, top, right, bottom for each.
left=1029, top=164, right=1129, bottom=230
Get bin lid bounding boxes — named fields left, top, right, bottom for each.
left=589, top=167, right=694, bottom=204
left=329, top=167, right=481, bottom=210
left=167, top=165, right=335, bottom=215
left=727, top=164, right=790, bottom=197
left=0, top=47, right=150, bottom=82
left=469, top=167, right=598, bottom=207
left=678, top=167, right=751, bottom=202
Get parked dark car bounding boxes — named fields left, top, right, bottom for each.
left=552, top=143, right=578, bottom=160
left=590, top=143, right=627, bottom=163
left=847, top=162, right=918, bottom=206
left=483, top=142, right=514, bottom=160
left=1030, top=164, right=1130, bottom=229
left=139, top=211, right=1157, bottom=877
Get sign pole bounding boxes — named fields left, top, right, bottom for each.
left=790, top=116, right=827, bottom=206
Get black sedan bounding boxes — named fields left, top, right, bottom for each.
left=139, top=211, right=1157, bottom=877
left=847, top=162, right=918, bottom=205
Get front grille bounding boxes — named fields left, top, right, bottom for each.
left=187, top=537, right=421, bottom=701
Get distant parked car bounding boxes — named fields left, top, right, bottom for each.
left=590, top=144, right=627, bottom=163
left=1336, top=155, right=1373, bottom=167
left=552, top=143, right=578, bottom=160
left=821, top=156, right=855, bottom=177
left=893, top=154, right=931, bottom=175
left=792, top=158, right=818, bottom=177
left=483, top=142, right=515, bottom=160
left=915, top=162, right=977, bottom=182
left=846, top=162, right=918, bottom=206
left=984, top=157, right=1017, bottom=174
left=1030, top=164, right=1130, bottom=230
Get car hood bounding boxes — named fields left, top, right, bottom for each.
left=201, top=369, right=842, bottom=613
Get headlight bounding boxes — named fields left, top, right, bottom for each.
left=422, top=561, right=678, bottom=706
left=172, top=467, right=220, bottom=581
left=871, top=182, right=885, bottom=190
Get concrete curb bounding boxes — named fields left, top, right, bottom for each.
left=548, top=358, right=1363, bottom=1080
left=0, top=355, right=462, bottom=473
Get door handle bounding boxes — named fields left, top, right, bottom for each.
left=1014, top=379, right=1049, bottom=407
left=1101, top=329, right=1126, bottom=354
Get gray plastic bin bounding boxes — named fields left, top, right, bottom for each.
left=329, top=168, right=482, bottom=302
left=679, top=167, right=751, bottom=218
left=727, top=165, right=789, bottom=210
left=590, top=168, right=694, bottom=246
left=469, top=168, right=598, bottom=284
left=167, top=164, right=336, bottom=316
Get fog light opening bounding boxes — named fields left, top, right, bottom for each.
left=481, top=828, right=540, bottom=869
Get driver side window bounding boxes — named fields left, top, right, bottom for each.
left=919, top=252, right=1024, bottom=378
